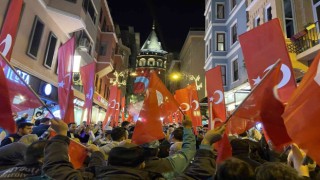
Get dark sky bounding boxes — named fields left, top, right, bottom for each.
left=107, top=0, right=205, bottom=53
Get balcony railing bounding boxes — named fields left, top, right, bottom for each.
left=288, top=22, right=320, bottom=54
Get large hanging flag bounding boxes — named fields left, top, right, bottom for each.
left=0, top=0, right=23, bottom=60
left=283, top=52, right=320, bottom=165
left=205, top=66, right=231, bottom=163
left=102, top=85, right=118, bottom=128
left=175, top=84, right=202, bottom=132
left=0, top=56, right=14, bottom=133
left=132, top=71, right=179, bottom=145
left=0, top=54, right=42, bottom=114
left=80, top=62, right=95, bottom=124
left=239, top=18, right=296, bottom=103
left=58, top=37, right=75, bottom=124
left=113, top=89, right=121, bottom=127
left=205, top=66, right=226, bottom=129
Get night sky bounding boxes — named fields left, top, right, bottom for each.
left=107, top=0, right=205, bottom=53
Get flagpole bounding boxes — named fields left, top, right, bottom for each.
left=224, top=59, right=282, bottom=124
left=209, top=101, right=214, bottom=130
left=0, top=53, right=56, bottom=119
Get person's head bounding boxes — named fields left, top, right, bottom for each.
left=40, top=118, right=50, bottom=125
left=68, top=122, right=77, bottom=133
left=24, top=140, right=48, bottom=164
left=141, top=140, right=160, bottom=158
left=18, top=134, right=39, bottom=146
left=215, top=158, right=255, bottom=180
left=16, top=121, right=33, bottom=136
left=256, top=162, right=300, bottom=180
left=34, top=119, right=41, bottom=126
left=82, top=121, right=87, bottom=126
left=121, top=121, right=130, bottom=129
left=169, top=142, right=182, bottom=156
left=35, top=111, right=42, bottom=117
left=238, top=131, right=248, bottom=138
left=230, top=139, right=250, bottom=155
left=170, top=128, right=183, bottom=143
left=111, top=127, right=127, bottom=141
left=108, top=143, right=145, bottom=169
left=22, top=113, right=29, bottom=119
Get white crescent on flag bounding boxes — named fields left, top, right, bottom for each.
left=213, top=90, right=223, bottom=104
left=0, top=34, right=12, bottom=57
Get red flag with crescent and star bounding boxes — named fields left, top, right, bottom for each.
left=58, top=37, right=75, bottom=124
left=283, top=51, right=320, bottom=165
left=0, top=0, right=23, bottom=61
left=132, top=71, right=179, bottom=145
left=112, top=89, right=121, bottom=127
left=102, top=85, right=118, bottom=128
left=239, top=18, right=296, bottom=103
left=205, top=66, right=232, bottom=163
left=80, top=62, right=95, bottom=124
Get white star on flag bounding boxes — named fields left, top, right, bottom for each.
left=252, top=76, right=262, bottom=85
left=209, top=97, right=214, bottom=102
left=58, top=81, right=65, bottom=88
left=86, top=93, right=90, bottom=99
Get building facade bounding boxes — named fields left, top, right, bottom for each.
left=179, top=30, right=206, bottom=99
left=204, top=0, right=249, bottom=110
left=0, top=0, right=128, bottom=124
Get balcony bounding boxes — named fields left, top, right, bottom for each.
left=288, top=22, right=320, bottom=61
left=43, top=0, right=97, bottom=38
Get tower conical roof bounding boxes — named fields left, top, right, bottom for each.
left=140, top=24, right=167, bottom=54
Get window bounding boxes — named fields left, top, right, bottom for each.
left=206, top=44, right=209, bottom=58
left=139, top=58, right=146, bottom=66
left=157, top=59, right=163, bottom=67
left=232, top=59, right=239, bottom=82
left=209, top=38, right=211, bottom=53
left=82, top=0, right=96, bottom=23
left=255, top=17, right=260, bottom=27
left=148, top=58, right=155, bottom=66
left=217, top=3, right=225, bottom=19
left=266, top=6, right=272, bottom=21
left=99, top=42, right=107, bottom=56
left=27, top=16, right=44, bottom=59
left=230, top=0, right=237, bottom=11
left=216, top=33, right=225, bottom=51
left=99, top=8, right=103, bottom=24
left=283, top=0, right=295, bottom=38
left=44, top=32, right=57, bottom=69
left=231, top=23, right=237, bottom=45
left=220, top=65, right=227, bottom=86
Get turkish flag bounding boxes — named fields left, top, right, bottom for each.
left=205, top=66, right=231, bottom=163
left=58, top=37, right=75, bottom=124
left=175, top=84, right=202, bottom=132
left=0, top=0, right=23, bottom=61
left=283, top=51, right=320, bottom=164
left=112, top=90, right=121, bottom=127
left=133, top=70, right=150, bottom=94
left=80, top=62, right=95, bottom=124
left=121, top=96, right=126, bottom=122
left=0, top=57, right=15, bottom=133
left=205, top=66, right=227, bottom=128
left=228, top=61, right=291, bottom=148
left=239, top=18, right=296, bottom=103
left=102, top=85, right=118, bottom=128
left=132, top=71, right=178, bottom=145
left=0, top=54, right=43, bottom=114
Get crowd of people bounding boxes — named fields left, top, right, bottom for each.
left=0, top=113, right=319, bottom=179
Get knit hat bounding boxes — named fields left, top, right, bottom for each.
left=108, top=143, right=145, bottom=167
left=18, top=134, right=39, bottom=146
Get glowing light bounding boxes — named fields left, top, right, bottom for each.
left=73, top=55, right=81, bottom=73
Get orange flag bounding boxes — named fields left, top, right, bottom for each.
left=205, top=66, right=231, bottom=163
left=132, top=71, right=179, bottom=145
left=102, top=85, right=118, bottom=128
left=239, top=18, right=296, bottom=103
left=283, top=52, right=320, bottom=164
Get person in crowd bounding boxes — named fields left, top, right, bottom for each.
left=15, top=113, right=29, bottom=122
left=169, top=141, right=182, bottom=156
left=255, top=162, right=304, bottom=180
left=67, top=122, right=89, bottom=144
left=176, top=121, right=226, bottom=179
left=0, top=120, right=33, bottom=147
left=168, top=128, right=183, bottom=156
left=42, top=119, right=106, bottom=179
left=94, top=126, right=113, bottom=146
left=99, top=127, right=128, bottom=160
left=0, top=134, right=38, bottom=171
left=32, top=118, right=50, bottom=137
left=215, top=158, right=255, bottom=180
left=121, top=121, right=131, bottom=130
left=0, top=140, right=48, bottom=179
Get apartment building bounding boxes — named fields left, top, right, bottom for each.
left=0, top=0, right=127, bottom=124
left=204, top=0, right=249, bottom=111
